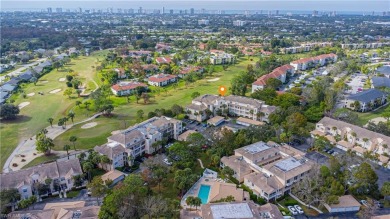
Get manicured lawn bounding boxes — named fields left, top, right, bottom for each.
left=356, top=104, right=390, bottom=126
left=21, top=154, right=59, bottom=169
left=53, top=57, right=259, bottom=151
left=0, top=50, right=108, bottom=170
left=67, top=190, right=81, bottom=198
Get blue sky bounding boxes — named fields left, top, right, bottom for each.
left=1, top=0, right=389, bottom=12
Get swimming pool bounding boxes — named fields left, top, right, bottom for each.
left=198, top=184, right=211, bottom=204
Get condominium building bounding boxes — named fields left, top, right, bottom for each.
left=311, top=117, right=390, bottom=165
left=110, top=81, right=147, bottom=96
left=185, top=94, right=276, bottom=122
left=341, top=42, right=390, bottom=50
left=252, top=64, right=295, bottom=92
left=220, top=141, right=313, bottom=201
left=0, top=159, right=83, bottom=200
left=281, top=42, right=333, bottom=54
left=148, top=73, right=177, bottom=87
left=198, top=19, right=210, bottom=25
left=344, top=89, right=387, bottom=112
left=290, top=53, right=337, bottom=71
left=233, top=20, right=247, bottom=26
left=209, top=50, right=235, bottom=65
left=96, top=117, right=183, bottom=167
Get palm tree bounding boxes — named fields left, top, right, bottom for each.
left=363, top=138, right=369, bottom=148
left=256, top=112, right=265, bottom=121
left=68, top=112, right=75, bottom=124
left=353, top=101, right=361, bottom=111
left=100, top=155, right=111, bottom=171
left=76, top=89, right=82, bottom=97
left=186, top=196, right=194, bottom=209
left=83, top=162, right=94, bottom=182
left=47, top=118, right=54, bottom=127
left=84, top=101, right=91, bottom=110
left=193, top=197, right=201, bottom=210
left=75, top=101, right=82, bottom=108
left=69, top=136, right=78, bottom=150
left=63, top=145, right=71, bottom=160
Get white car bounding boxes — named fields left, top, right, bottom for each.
left=360, top=200, right=368, bottom=207
left=163, top=158, right=172, bottom=166
left=288, top=206, right=298, bottom=215
left=294, top=205, right=304, bottom=214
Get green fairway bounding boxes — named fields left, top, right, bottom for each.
left=356, top=104, right=390, bottom=126
left=53, top=57, right=259, bottom=151
left=0, top=50, right=108, bottom=170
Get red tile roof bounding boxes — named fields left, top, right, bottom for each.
left=253, top=64, right=294, bottom=86
left=179, top=66, right=203, bottom=75
left=290, top=53, right=336, bottom=64
left=156, top=56, right=172, bottom=64
left=128, top=50, right=152, bottom=55
left=148, top=74, right=177, bottom=83
left=111, top=82, right=147, bottom=91
left=142, top=64, right=158, bottom=71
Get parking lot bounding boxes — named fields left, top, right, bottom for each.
left=346, top=73, right=368, bottom=94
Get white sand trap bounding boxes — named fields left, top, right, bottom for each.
left=368, top=117, right=387, bottom=125
left=207, top=78, right=220, bottom=82
left=18, top=102, right=30, bottom=109
left=49, top=89, right=62, bottom=94
left=81, top=122, right=98, bottom=129
left=40, top=80, right=49, bottom=83
left=111, top=130, right=122, bottom=135
left=27, top=92, right=35, bottom=97
left=59, top=78, right=66, bottom=82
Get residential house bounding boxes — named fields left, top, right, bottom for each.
left=252, top=64, right=295, bottom=92
left=155, top=56, right=172, bottom=65
left=101, top=170, right=125, bottom=186
left=221, top=141, right=313, bottom=201
left=148, top=73, right=177, bottom=86
left=290, top=53, right=337, bottom=71
left=0, top=159, right=83, bottom=200
left=178, top=66, right=204, bottom=78
left=111, top=81, right=147, bottom=96
left=100, top=117, right=183, bottom=160
left=142, top=64, right=159, bottom=73
left=114, top=68, right=126, bottom=79
left=128, top=50, right=152, bottom=59
left=311, top=117, right=390, bottom=165
left=344, top=89, right=387, bottom=112
left=155, top=43, right=172, bottom=52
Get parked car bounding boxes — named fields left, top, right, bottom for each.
left=360, top=200, right=368, bottom=207
left=374, top=200, right=384, bottom=208
left=294, top=205, right=304, bottom=214
left=288, top=206, right=298, bottom=215
left=327, top=150, right=334, bottom=154
left=163, top=158, right=172, bottom=166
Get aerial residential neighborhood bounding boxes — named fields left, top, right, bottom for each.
left=1, top=1, right=390, bottom=219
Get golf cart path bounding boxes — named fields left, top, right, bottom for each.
left=3, top=112, right=102, bottom=173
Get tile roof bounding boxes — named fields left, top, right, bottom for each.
left=326, top=195, right=361, bottom=208
left=155, top=56, right=172, bottom=64
left=107, top=129, right=144, bottom=146
left=148, top=74, right=177, bottom=83
left=347, top=89, right=385, bottom=102
left=224, top=95, right=263, bottom=108
left=0, top=159, right=82, bottom=189
left=94, top=143, right=127, bottom=160
left=8, top=209, right=55, bottom=219
left=252, top=64, right=294, bottom=86
left=101, top=170, right=125, bottom=182
left=111, top=81, right=147, bottom=91
left=193, top=94, right=219, bottom=105
left=57, top=206, right=100, bottom=219
left=318, top=117, right=390, bottom=143
left=290, top=53, right=336, bottom=64
left=244, top=172, right=283, bottom=194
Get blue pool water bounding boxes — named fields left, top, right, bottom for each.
left=198, top=184, right=211, bottom=204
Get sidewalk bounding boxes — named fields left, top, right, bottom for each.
left=3, top=113, right=102, bottom=172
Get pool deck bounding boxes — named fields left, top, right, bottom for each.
left=181, top=176, right=228, bottom=208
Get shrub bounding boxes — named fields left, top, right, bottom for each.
left=21, top=159, right=26, bottom=162
left=12, top=163, right=18, bottom=167
left=20, top=155, right=25, bottom=157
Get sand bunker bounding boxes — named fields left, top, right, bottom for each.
left=368, top=117, right=387, bottom=125
left=59, top=78, right=66, bottom=82
left=207, top=78, right=220, bottom=82
left=27, top=92, right=35, bottom=97
left=49, top=89, right=62, bottom=94
left=18, top=102, right=30, bottom=109
left=111, top=130, right=122, bottom=135
left=81, top=122, right=97, bottom=129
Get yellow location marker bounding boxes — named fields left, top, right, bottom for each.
left=219, top=86, right=227, bottom=96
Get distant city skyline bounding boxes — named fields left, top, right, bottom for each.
left=1, top=1, right=389, bottom=13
